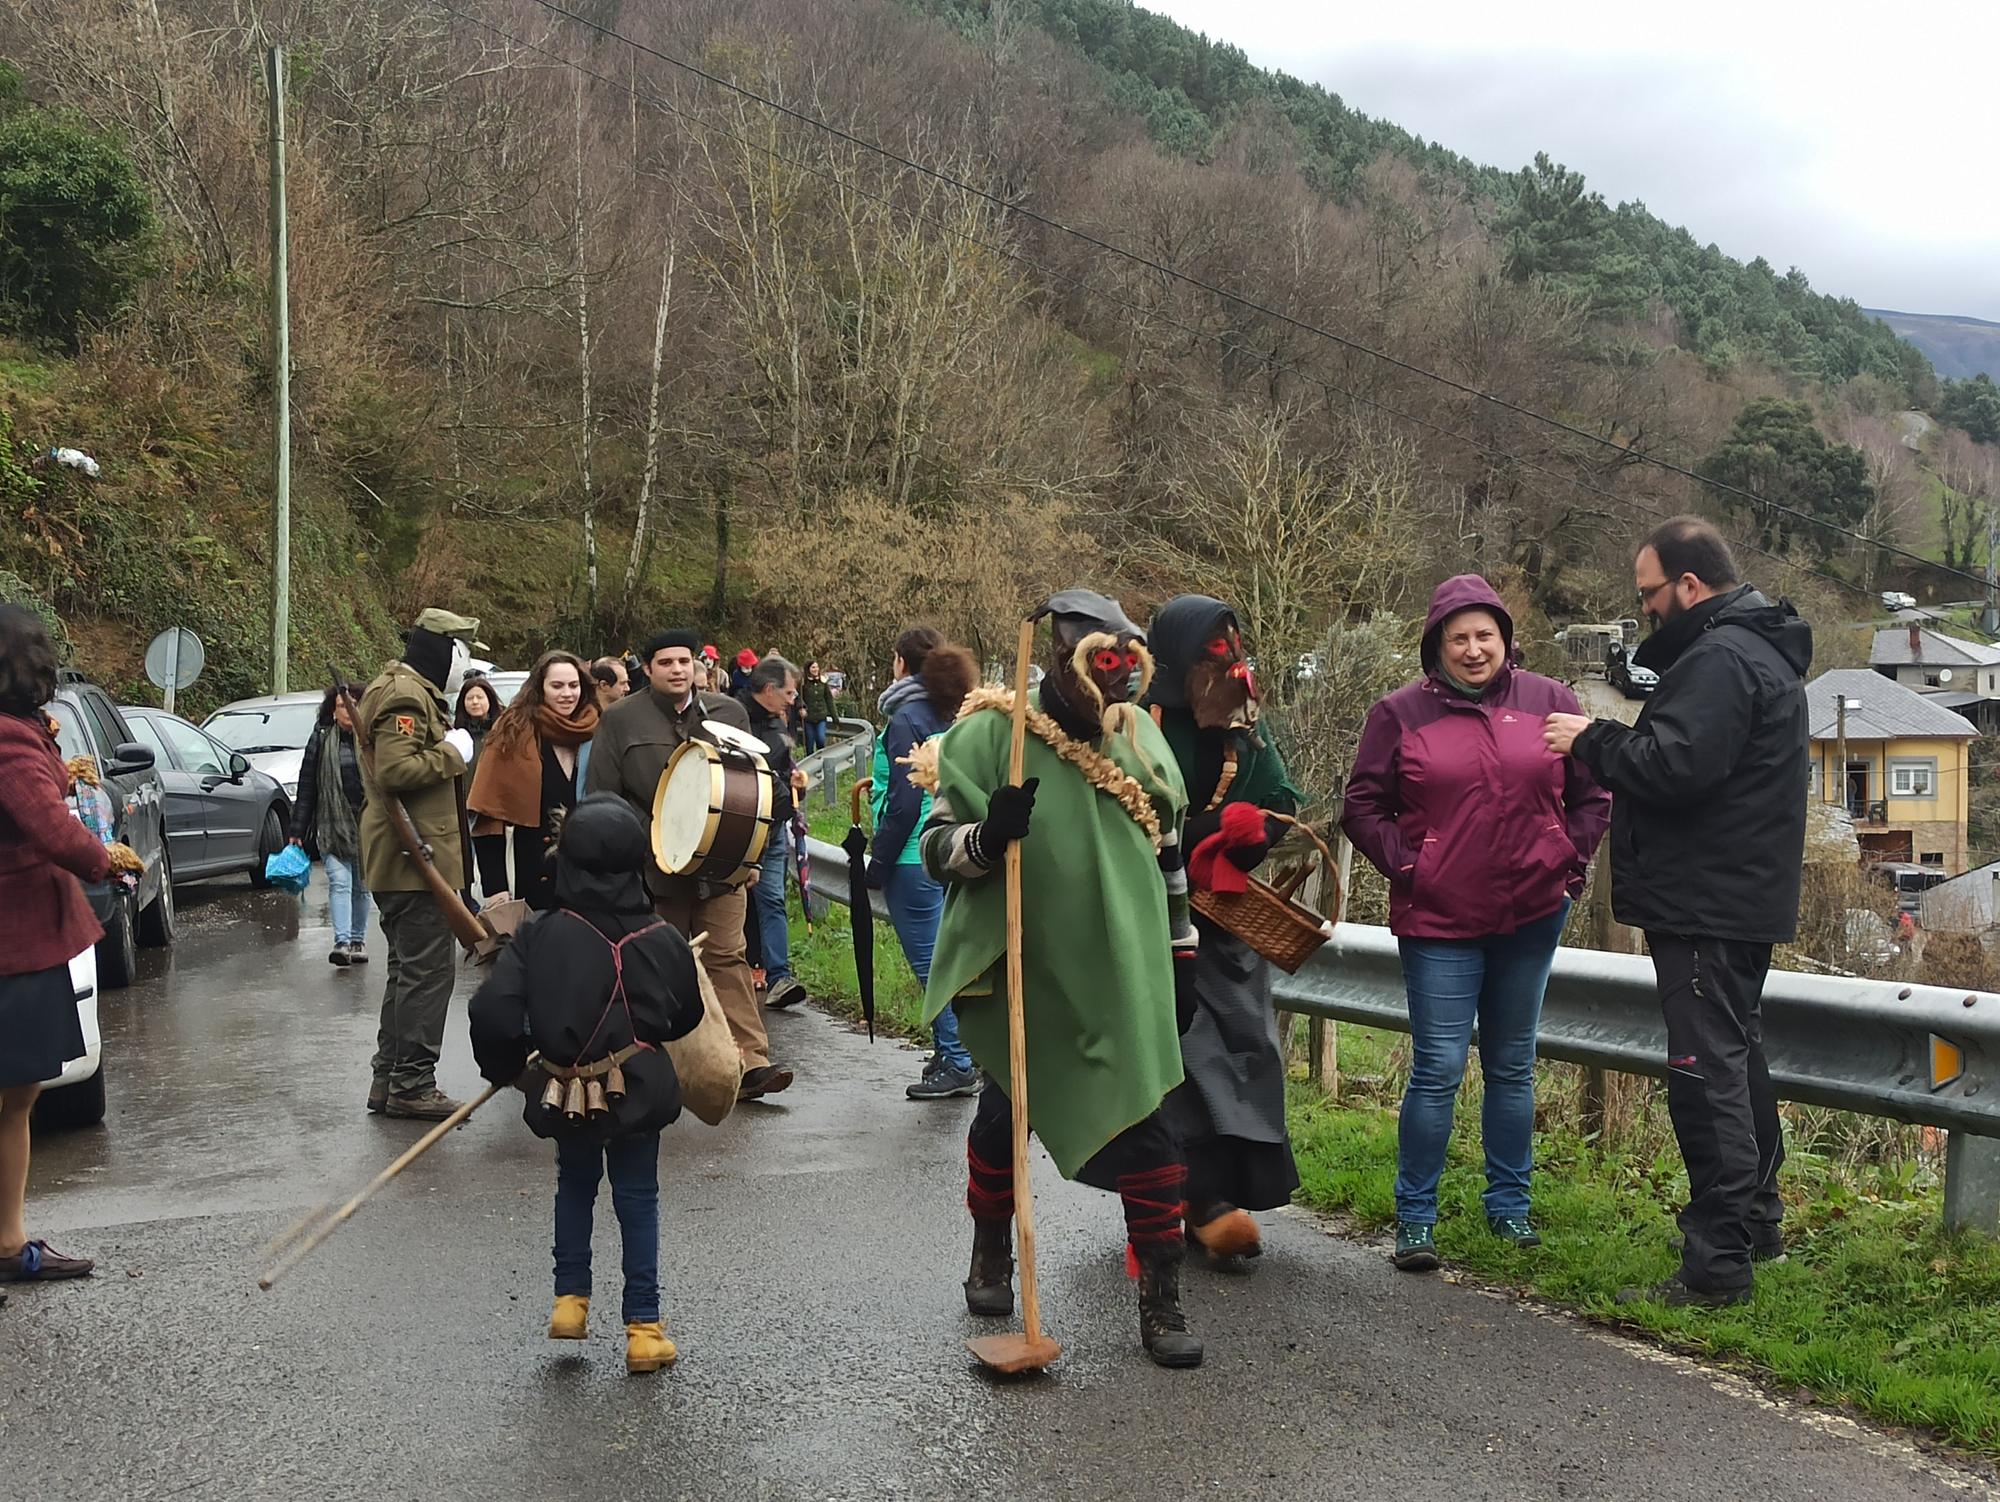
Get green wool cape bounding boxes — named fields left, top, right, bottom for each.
left=922, top=696, right=1189, bottom=1178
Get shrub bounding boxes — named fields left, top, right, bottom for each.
left=0, top=107, right=153, bottom=345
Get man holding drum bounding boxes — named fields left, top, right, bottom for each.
left=587, top=630, right=793, bottom=1100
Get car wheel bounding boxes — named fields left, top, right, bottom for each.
left=248, top=806, right=285, bottom=887
left=97, top=888, right=139, bottom=989
left=34, top=1061, right=106, bottom=1130
left=138, top=853, right=176, bottom=947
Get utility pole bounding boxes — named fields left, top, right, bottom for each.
left=1985, top=498, right=1998, bottom=636
left=1834, top=695, right=1858, bottom=812
left=266, top=45, right=291, bottom=694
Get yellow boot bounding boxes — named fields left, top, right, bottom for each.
left=548, top=1294, right=589, bottom=1340
left=625, top=1320, right=677, bottom=1373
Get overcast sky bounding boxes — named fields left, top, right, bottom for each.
left=1141, top=1, right=2000, bottom=322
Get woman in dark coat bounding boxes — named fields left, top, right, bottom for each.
left=469, top=794, right=704, bottom=1373
left=1143, top=595, right=1304, bottom=1266
left=0, top=604, right=142, bottom=1283
left=289, top=685, right=370, bottom=965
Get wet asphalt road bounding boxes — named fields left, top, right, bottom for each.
left=1, top=877, right=1990, bottom=1501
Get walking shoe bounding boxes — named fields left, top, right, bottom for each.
left=383, top=1087, right=464, bottom=1120
left=329, top=945, right=351, bottom=966
left=737, top=1065, right=795, bottom=1101
left=625, top=1320, right=677, bottom=1373
left=366, top=1080, right=388, bottom=1114
left=1391, top=1221, right=1440, bottom=1272
left=1134, top=1243, right=1204, bottom=1368
left=1616, top=1276, right=1751, bottom=1310
left=346, top=941, right=369, bottom=965
left=764, top=976, right=809, bottom=1009
left=964, top=1217, right=1014, bottom=1317
left=548, top=1294, right=589, bottom=1340
left=1188, top=1205, right=1263, bottom=1265
left=1488, top=1216, right=1543, bottom=1248
left=0, top=1239, right=94, bottom=1281
left=906, top=1061, right=981, bottom=1100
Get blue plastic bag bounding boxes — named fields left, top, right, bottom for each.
left=264, top=843, right=311, bottom=894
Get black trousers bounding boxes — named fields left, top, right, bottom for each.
left=967, top=1081, right=1180, bottom=1196
left=1646, top=933, right=1785, bottom=1292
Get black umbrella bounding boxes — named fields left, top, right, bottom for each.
left=842, top=778, right=876, bottom=1041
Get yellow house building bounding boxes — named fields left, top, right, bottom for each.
left=1807, top=668, right=1974, bottom=873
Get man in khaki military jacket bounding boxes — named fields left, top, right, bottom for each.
left=588, top=628, right=792, bottom=1100
left=358, top=608, right=482, bottom=1119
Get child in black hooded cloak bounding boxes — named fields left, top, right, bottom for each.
left=469, top=793, right=704, bottom=1373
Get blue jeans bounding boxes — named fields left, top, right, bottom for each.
left=553, top=1131, right=661, bottom=1323
left=804, top=719, right=828, bottom=753
left=323, top=852, right=370, bottom=945
left=1394, top=901, right=1568, bottom=1224
left=753, top=825, right=792, bottom=982
left=883, top=861, right=969, bottom=1072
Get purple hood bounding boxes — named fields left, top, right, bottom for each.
left=1420, top=574, right=1515, bottom=676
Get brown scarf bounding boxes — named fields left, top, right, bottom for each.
left=469, top=701, right=599, bottom=830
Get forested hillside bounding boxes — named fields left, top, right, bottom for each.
left=0, top=0, right=1992, bottom=770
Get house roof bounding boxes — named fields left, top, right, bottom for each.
left=1806, top=668, right=1979, bottom=741
left=1870, top=627, right=2000, bottom=670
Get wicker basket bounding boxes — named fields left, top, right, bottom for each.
left=1190, top=812, right=1338, bottom=974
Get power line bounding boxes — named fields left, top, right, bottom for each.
left=426, top=1, right=1883, bottom=606
left=508, top=0, right=1987, bottom=592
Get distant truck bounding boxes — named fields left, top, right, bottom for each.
left=1555, top=620, right=1639, bottom=677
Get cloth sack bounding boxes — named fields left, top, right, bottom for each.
left=666, top=950, right=740, bottom=1126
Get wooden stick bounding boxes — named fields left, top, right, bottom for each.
left=257, top=1065, right=525, bottom=1291
left=1004, top=617, right=1045, bottom=1347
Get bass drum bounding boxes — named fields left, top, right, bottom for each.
left=651, top=738, right=774, bottom=887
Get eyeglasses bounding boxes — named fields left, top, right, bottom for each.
left=1637, top=578, right=1675, bottom=610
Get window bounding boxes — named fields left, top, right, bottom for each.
left=78, top=691, right=125, bottom=757
left=1920, top=852, right=1946, bottom=867
left=1888, top=758, right=1937, bottom=798
left=161, top=717, right=226, bottom=777
left=124, top=715, right=173, bottom=767
left=45, top=703, right=89, bottom=762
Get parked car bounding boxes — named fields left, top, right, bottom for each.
left=121, top=707, right=292, bottom=886
left=43, top=671, right=173, bottom=988
left=202, top=691, right=322, bottom=799
left=1606, top=642, right=1658, bottom=699
left=35, top=946, right=104, bottom=1130
left=481, top=669, right=528, bottom=706
left=1881, top=591, right=1917, bottom=612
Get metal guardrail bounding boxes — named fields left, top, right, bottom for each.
left=801, top=834, right=2000, bottom=1231
left=798, top=716, right=875, bottom=807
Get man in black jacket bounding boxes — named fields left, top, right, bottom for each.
left=1545, top=516, right=1813, bottom=1307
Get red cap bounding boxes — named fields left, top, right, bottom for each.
left=735, top=648, right=758, bottom=669
left=702, top=644, right=719, bottom=660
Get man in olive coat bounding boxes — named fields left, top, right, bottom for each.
left=358, top=608, right=482, bottom=1119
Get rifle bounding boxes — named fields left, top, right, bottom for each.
left=332, top=664, right=503, bottom=962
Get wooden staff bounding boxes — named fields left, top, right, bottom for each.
left=967, top=617, right=1061, bottom=1375
left=257, top=1059, right=532, bottom=1291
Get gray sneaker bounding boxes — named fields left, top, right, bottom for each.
left=383, top=1087, right=465, bottom=1120
left=907, top=1061, right=980, bottom=1100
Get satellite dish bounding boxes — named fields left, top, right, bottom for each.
left=143, top=628, right=205, bottom=715
left=1939, top=668, right=1955, bottom=685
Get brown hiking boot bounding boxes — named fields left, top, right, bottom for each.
left=383, top=1086, right=464, bottom=1120
left=737, top=1065, right=794, bottom=1101
left=1135, top=1242, right=1204, bottom=1368
left=964, top=1217, right=1014, bottom=1317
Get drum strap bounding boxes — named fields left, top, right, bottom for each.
left=560, top=912, right=669, bottom=1063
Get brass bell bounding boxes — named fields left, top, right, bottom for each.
left=563, top=1077, right=587, bottom=1121
left=605, top=1064, right=627, bottom=1102
left=539, top=1076, right=565, bottom=1115
left=585, top=1078, right=609, bottom=1119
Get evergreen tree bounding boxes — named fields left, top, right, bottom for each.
left=1699, top=399, right=1876, bottom=559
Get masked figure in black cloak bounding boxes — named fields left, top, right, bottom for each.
left=469, top=794, right=704, bottom=1374
left=1144, top=595, right=1304, bottom=1266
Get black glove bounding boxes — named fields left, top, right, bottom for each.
left=975, top=777, right=1039, bottom=860
left=1173, top=946, right=1199, bottom=1035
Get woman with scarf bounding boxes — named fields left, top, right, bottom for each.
left=864, top=627, right=980, bottom=1100
left=468, top=651, right=599, bottom=912
left=1342, top=575, right=1610, bottom=1271
left=1143, top=595, right=1304, bottom=1267
left=289, top=684, right=371, bottom=965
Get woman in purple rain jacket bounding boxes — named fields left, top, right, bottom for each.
left=1341, top=574, right=1610, bottom=1271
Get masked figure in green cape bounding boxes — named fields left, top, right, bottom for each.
left=910, top=589, right=1204, bottom=1368
left=1144, top=595, right=1304, bottom=1269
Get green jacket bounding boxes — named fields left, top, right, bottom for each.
left=357, top=660, right=468, bottom=893
left=802, top=677, right=834, bottom=723
left=585, top=686, right=752, bottom=899
left=921, top=696, right=1188, bottom=1178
